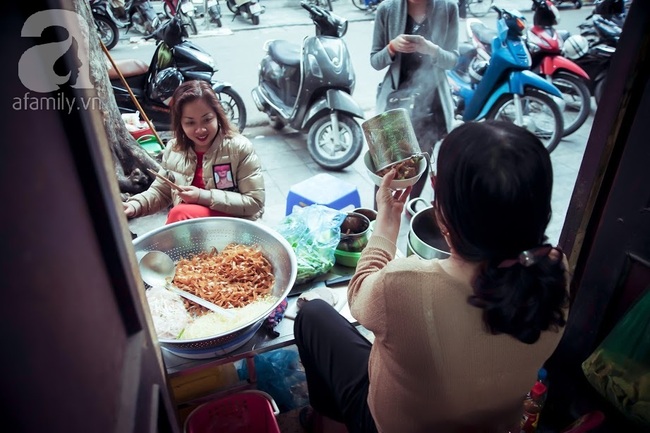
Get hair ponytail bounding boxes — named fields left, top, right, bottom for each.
left=434, top=120, right=570, bottom=344
left=469, top=255, right=568, bottom=344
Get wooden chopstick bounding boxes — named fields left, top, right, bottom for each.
left=146, top=168, right=183, bottom=192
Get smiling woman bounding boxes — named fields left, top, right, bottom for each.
left=122, top=80, right=266, bottom=224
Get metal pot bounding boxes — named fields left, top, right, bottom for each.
left=408, top=202, right=451, bottom=260
left=337, top=212, right=371, bottom=253
left=132, top=218, right=297, bottom=359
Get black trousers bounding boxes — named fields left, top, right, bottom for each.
left=293, top=299, right=378, bottom=433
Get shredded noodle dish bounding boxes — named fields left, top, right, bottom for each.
left=172, top=243, right=275, bottom=314
left=145, top=243, right=277, bottom=340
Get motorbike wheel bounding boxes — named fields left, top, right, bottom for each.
left=226, top=0, right=237, bottom=14
left=94, top=15, right=119, bottom=50
left=551, top=71, right=592, bottom=137
left=216, top=87, right=247, bottom=132
left=307, top=113, right=363, bottom=171
left=251, top=14, right=260, bottom=25
left=487, top=89, right=564, bottom=153
left=467, top=0, right=494, bottom=18
left=574, top=1, right=582, bottom=9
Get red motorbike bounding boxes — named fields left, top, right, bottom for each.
left=526, top=0, right=592, bottom=136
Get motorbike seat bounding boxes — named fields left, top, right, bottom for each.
left=268, top=40, right=301, bottom=67
left=107, top=59, right=149, bottom=80
left=471, top=22, right=497, bottom=49
left=459, top=43, right=476, bottom=57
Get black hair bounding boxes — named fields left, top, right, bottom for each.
left=170, top=80, right=235, bottom=152
left=434, top=121, right=568, bottom=344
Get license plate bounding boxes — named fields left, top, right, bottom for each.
left=249, top=2, right=261, bottom=14
left=181, top=2, right=193, bottom=13
left=207, top=0, right=217, bottom=6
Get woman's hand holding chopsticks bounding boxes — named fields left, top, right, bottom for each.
left=177, top=185, right=202, bottom=204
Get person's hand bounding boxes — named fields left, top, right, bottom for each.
left=177, top=185, right=202, bottom=204
left=391, top=35, right=439, bottom=57
left=372, top=169, right=412, bottom=243
left=391, top=34, right=421, bottom=54
left=123, top=201, right=136, bottom=218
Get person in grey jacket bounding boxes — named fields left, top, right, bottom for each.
left=371, top=0, right=459, bottom=205
left=123, top=80, right=265, bottom=223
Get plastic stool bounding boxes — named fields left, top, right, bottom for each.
left=286, top=173, right=361, bottom=215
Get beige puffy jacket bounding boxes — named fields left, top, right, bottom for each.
left=127, top=133, right=265, bottom=220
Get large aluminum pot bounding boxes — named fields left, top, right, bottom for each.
left=407, top=199, right=451, bottom=260
left=133, top=217, right=297, bottom=359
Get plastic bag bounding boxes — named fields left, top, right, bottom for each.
left=582, top=288, right=650, bottom=426
left=237, top=348, right=309, bottom=412
left=276, top=204, right=346, bottom=284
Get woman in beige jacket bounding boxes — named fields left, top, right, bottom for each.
left=124, top=80, right=265, bottom=223
left=295, top=121, right=569, bottom=433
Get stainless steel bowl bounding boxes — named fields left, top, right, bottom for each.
left=133, top=217, right=297, bottom=359
left=408, top=207, right=451, bottom=260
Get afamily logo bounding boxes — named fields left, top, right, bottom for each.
left=14, top=9, right=102, bottom=113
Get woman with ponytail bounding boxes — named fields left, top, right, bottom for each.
left=294, top=120, right=569, bottom=432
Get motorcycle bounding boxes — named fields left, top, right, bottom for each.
left=447, top=6, right=565, bottom=152
left=226, top=0, right=263, bottom=26
left=123, top=0, right=161, bottom=36
left=526, top=0, right=591, bottom=136
left=561, top=34, right=614, bottom=105
left=109, top=2, right=247, bottom=135
left=207, top=0, right=224, bottom=27
left=90, top=0, right=120, bottom=50
left=251, top=1, right=365, bottom=170
left=590, top=0, right=627, bottom=27
left=161, top=0, right=198, bottom=35
left=579, top=13, right=622, bottom=47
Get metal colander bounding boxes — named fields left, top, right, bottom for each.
left=132, top=217, right=297, bottom=359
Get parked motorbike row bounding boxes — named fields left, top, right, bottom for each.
left=91, top=0, right=161, bottom=50
left=93, top=0, right=263, bottom=52
left=107, top=0, right=625, bottom=171
left=447, top=0, right=624, bottom=152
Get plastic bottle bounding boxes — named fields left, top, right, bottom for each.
left=520, top=381, right=547, bottom=433
left=536, top=367, right=548, bottom=407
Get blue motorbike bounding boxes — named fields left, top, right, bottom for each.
left=447, top=6, right=564, bottom=152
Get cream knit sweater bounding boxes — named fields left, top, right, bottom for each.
left=348, top=235, right=567, bottom=433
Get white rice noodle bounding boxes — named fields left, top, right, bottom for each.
left=145, top=287, right=193, bottom=339
left=180, top=297, right=277, bottom=340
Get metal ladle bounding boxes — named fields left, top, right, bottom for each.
left=139, top=251, right=236, bottom=319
